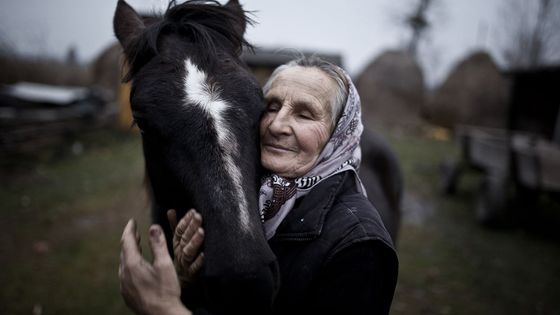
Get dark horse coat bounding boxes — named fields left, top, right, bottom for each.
left=360, top=128, right=403, bottom=243
left=114, top=0, right=278, bottom=313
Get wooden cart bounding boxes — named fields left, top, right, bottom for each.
left=442, top=125, right=560, bottom=225
left=441, top=66, right=560, bottom=225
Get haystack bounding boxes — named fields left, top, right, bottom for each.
left=356, top=50, right=425, bottom=130
left=425, top=51, right=509, bottom=129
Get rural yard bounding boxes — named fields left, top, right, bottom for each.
left=1, top=0, right=560, bottom=313
left=1, top=129, right=559, bottom=315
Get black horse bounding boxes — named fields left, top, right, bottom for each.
left=114, top=0, right=278, bottom=313
left=360, top=128, right=403, bottom=244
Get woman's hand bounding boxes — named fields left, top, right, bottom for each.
left=119, top=219, right=191, bottom=315
left=167, top=209, right=205, bottom=288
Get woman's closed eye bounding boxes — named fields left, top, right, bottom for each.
left=298, top=110, right=314, bottom=120
left=266, top=101, right=281, bottom=113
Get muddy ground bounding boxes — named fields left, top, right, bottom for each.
left=1, top=130, right=559, bottom=315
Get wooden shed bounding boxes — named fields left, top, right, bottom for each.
left=242, top=47, right=343, bottom=86
left=92, top=44, right=343, bottom=131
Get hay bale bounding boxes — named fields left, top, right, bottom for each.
left=91, top=43, right=123, bottom=99
left=0, top=56, right=91, bottom=87
left=425, top=51, right=509, bottom=129
left=356, top=50, right=425, bottom=129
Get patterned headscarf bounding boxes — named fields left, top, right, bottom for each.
left=259, top=66, right=365, bottom=240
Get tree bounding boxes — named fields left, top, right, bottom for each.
left=0, top=30, right=16, bottom=57
left=406, top=0, right=433, bottom=58
left=499, top=0, right=560, bottom=69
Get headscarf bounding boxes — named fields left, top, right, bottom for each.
left=258, top=66, right=365, bottom=240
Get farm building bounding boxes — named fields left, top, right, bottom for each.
left=0, top=81, right=109, bottom=154
left=91, top=42, right=343, bottom=131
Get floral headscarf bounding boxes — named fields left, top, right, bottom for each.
left=259, top=66, right=365, bottom=240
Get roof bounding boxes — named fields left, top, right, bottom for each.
left=2, top=82, right=89, bottom=105
left=241, top=47, right=344, bottom=68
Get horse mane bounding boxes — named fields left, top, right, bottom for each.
left=123, top=0, right=254, bottom=82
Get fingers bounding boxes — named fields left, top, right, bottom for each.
left=189, top=252, right=205, bottom=275
left=121, top=219, right=142, bottom=264
left=119, top=251, right=124, bottom=279
left=181, top=227, right=204, bottom=265
left=180, top=211, right=202, bottom=250
left=135, top=228, right=142, bottom=255
left=148, top=224, right=173, bottom=267
left=173, top=211, right=205, bottom=288
left=174, top=209, right=202, bottom=253
left=174, top=210, right=194, bottom=246
left=167, top=209, right=178, bottom=233
left=119, top=222, right=183, bottom=314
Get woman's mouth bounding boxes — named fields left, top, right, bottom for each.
left=263, top=143, right=295, bottom=153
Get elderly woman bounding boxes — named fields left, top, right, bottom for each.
left=119, top=57, right=398, bottom=315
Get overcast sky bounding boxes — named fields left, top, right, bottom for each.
left=0, top=0, right=506, bottom=86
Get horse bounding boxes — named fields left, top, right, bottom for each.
left=113, top=0, right=278, bottom=313
left=360, top=128, right=403, bottom=244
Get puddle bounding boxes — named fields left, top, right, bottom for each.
left=402, top=191, right=434, bottom=226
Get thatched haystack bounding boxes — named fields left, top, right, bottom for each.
left=425, top=51, right=509, bottom=129
left=356, top=50, right=425, bottom=130
left=91, top=43, right=124, bottom=100
left=0, top=55, right=91, bottom=87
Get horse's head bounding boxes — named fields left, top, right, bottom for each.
left=114, top=0, right=260, bottom=134
left=114, top=2, right=276, bottom=307
left=115, top=0, right=250, bottom=79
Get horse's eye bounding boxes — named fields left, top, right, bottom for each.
left=130, top=119, right=145, bottom=133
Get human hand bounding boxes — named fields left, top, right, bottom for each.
left=119, top=219, right=191, bottom=315
left=167, top=209, right=205, bottom=288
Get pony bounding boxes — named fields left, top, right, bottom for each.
left=360, top=128, right=403, bottom=244
left=113, top=0, right=278, bottom=313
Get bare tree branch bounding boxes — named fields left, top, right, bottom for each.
left=499, top=0, right=560, bottom=69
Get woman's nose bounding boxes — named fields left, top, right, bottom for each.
left=267, top=111, right=291, bottom=135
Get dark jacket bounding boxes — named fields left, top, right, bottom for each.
left=187, top=171, right=398, bottom=315
left=269, top=171, right=398, bottom=315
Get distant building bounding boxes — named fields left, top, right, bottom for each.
left=242, top=47, right=343, bottom=86
left=0, top=82, right=108, bottom=154
left=504, top=66, right=560, bottom=142
left=91, top=43, right=343, bottom=130
left=426, top=51, right=560, bottom=139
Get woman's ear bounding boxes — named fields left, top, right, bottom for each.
left=114, top=0, right=145, bottom=49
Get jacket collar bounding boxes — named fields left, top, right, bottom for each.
left=270, top=172, right=352, bottom=241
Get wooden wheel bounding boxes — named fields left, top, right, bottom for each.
left=440, top=158, right=461, bottom=195
left=476, top=175, right=508, bottom=226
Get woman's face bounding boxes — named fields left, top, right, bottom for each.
left=260, top=66, right=338, bottom=178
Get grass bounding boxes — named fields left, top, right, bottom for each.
left=388, top=133, right=560, bottom=315
left=1, top=129, right=559, bottom=314
left=0, top=130, right=149, bottom=315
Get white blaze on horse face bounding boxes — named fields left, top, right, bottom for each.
left=183, top=59, right=251, bottom=233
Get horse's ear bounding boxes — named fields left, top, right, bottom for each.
left=225, top=0, right=247, bottom=37
left=114, top=0, right=145, bottom=48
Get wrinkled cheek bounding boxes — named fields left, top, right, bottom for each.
left=259, top=122, right=268, bottom=139
left=259, top=115, right=273, bottom=137
left=261, top=148, right=278, bottom=164
left=311, top=128, right=330, bottom=152
left=260, top=148, right=270, bottom=163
